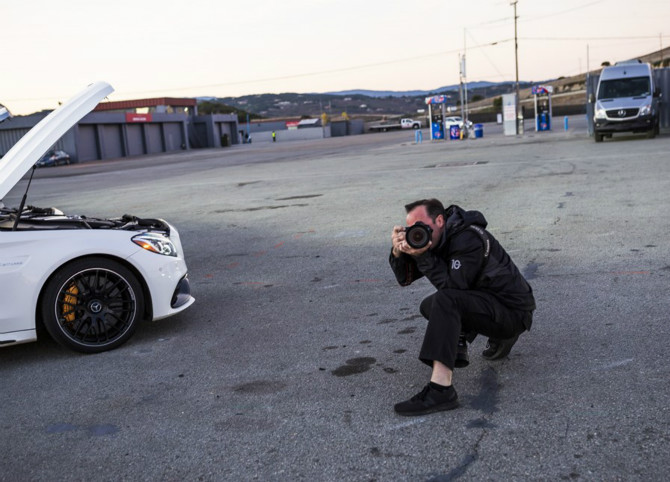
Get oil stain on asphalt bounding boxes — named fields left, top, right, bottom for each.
left=331, top=357, right=376, bottom=377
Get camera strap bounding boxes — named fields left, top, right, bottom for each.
left=467, top=225, right=490, bottom=285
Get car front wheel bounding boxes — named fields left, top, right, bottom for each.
left=41, top=257, right=145, bottom=353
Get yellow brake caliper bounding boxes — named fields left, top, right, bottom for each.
left=62, top=283, right=79, bottom=323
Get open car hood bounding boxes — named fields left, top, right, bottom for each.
left=0, top=82, right=113, bottom=200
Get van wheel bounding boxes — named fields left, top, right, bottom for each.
left=594, top=131, right=603, bottom=142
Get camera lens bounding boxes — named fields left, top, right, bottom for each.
left=405, top=223, right=431, bottom=249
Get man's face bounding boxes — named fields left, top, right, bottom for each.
left=406, top=205, right=445, bottom=248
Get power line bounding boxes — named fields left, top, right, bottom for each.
left=466, top=30, right=507, bottom=80
left=3, top=38, right=514, bottom=103
left=520, top=35, right=668, bottom=41
left=519, top=0, right=607, bottom=22
left=115, top=39, right=514, bottom=97
left=467, top=0, right=607, bottom=28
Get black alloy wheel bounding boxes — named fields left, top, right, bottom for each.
left=41, top=257, right=145, bottom=353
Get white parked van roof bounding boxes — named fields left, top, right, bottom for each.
left=600, top=62, right=652, bottom=80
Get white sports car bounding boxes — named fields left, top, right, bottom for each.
left=0, top=82, right=194, bottom=353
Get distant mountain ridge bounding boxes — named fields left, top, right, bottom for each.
left=324, top=81, right=509, bottom=98
left=198, top=80, right=535, bottom=119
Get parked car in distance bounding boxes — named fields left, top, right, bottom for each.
left=369, top=118, right=422, bottom=132
left=444, top=116, right=474, bottom=131
left=36, top=149, right=71, bottom=167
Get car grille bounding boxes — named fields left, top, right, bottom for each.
left=606, top=108, right=639, bottom=118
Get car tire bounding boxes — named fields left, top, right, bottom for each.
left=40, top=257, right=145, bottom=353
left=594, top=131, right=603, bottom=142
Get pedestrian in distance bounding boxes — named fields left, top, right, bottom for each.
left=272, top=131, right=276, bottom=142
left=389, top=199, right=535, bottom=416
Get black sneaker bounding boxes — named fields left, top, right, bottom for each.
left=482, top=333, right=520, bottom=360
left=455, top=334, right=469, bottom=368
left=394, top=384, right=459, bottom=416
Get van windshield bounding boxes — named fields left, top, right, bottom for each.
left=597, top=76, right=650, bottom=100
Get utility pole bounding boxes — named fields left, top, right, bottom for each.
left=463, top=29, right=469, bottom=131
left=661, top=33, right=664, bottom=67
left=459, top=54, right=465, bottom=127
left=511, top=0, right=520, bottom=135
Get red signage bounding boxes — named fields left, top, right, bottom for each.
left=125, top=113, right=153, bottom=123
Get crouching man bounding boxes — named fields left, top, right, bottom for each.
left=389, top=199, right=535, bottom=416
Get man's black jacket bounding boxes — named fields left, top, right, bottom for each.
left=389, top=205, right=536, bottom=316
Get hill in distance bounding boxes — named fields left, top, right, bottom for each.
left=325, top=81, right=501, bottom=98
left=208, top=81, right=532, bottom=119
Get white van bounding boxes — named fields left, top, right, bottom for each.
left=592, top=60, right=661, bottom=142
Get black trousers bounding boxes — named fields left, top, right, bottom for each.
left=418, top=289, right=530, bottom=370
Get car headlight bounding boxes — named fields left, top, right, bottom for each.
left=132, top=233, right=178, bottom=257
left=639, top=104, right=652, bottom=116
left=594, top=108, right=607, bottom=119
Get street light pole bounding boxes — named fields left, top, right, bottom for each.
left=511, top=0, right=520, bottom=135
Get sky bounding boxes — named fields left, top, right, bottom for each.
left=2, top=0, right=670, bottom=115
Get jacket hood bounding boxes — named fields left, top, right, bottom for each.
left=444, top=204, right=488, bottom=233
left=0, top=82, right=113, bottom=200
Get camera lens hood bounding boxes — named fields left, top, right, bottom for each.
left=405, top=222, right=432, bottom=249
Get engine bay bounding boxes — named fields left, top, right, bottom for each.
left=0, top=203, right=171, bottom=232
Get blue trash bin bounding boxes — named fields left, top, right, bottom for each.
left=474, top=123, right=484, bottom=138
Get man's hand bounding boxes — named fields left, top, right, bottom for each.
left=392, top=225, right=431, bottom=258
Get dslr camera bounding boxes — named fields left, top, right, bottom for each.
left=405, top=221, right=433, bottom=249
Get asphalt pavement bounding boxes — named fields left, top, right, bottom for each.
left=1, top=119, right=669, bottom=481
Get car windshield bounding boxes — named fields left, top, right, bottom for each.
left=597, top=76, right=650, bottom=100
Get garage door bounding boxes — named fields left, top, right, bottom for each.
left=102, top=124, right=124, bottom=159
left=126, top=124, right=145, bottom=157
left=163, top=123, right=183, bottom=151
left=77, top=125, right=99, bottom=162
left=145, top=124, right=163, bottom=153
